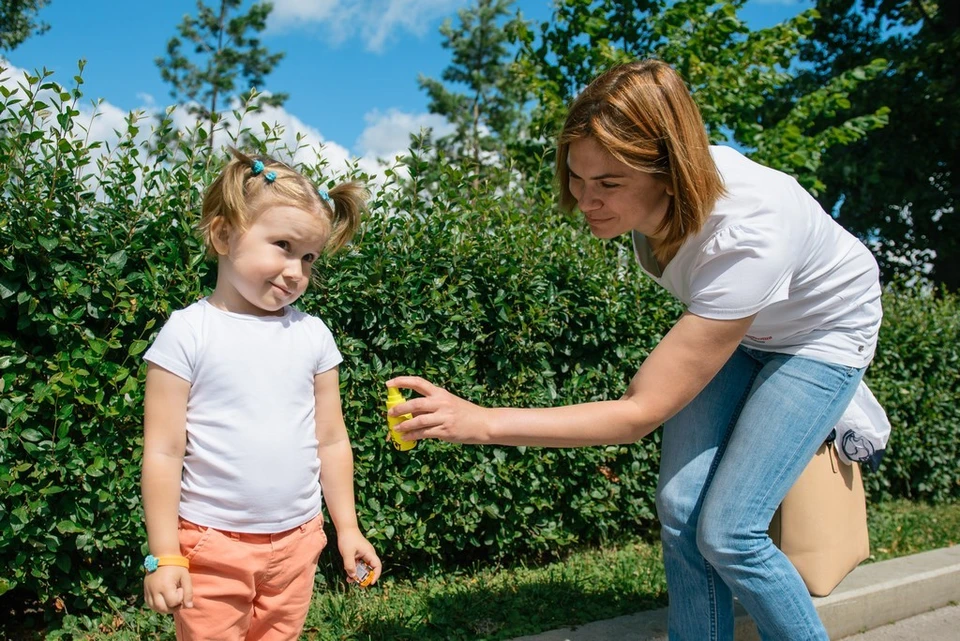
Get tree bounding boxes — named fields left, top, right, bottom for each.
left=0, top=0, right=50, bottom=51
left=518, top=0, right=890, bottom=196
left=417, top=0, right=532, bottom=170
left=791, top=1, right=959, bottom=290
left=156, top=0, right=287, bottom=149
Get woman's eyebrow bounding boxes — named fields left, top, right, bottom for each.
left=568, top=167, right=624, bottom=180
left=571, top=170, right=624, bottom=180
left=591, top=173, right=624, bottom=180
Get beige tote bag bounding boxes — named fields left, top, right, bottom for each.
left=769, top=442, right=870, bottom=597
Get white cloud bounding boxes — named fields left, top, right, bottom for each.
left=1, top=58, right=395, bottom=191
left=357, top=108, right=454, bottom=159
left=221, top=98, right=354, bottom=170
left=1, top=59, right=132, bottom=159
left=270, top=0, right=339, bottom=22
left=269, top=0, right=462, bottom=52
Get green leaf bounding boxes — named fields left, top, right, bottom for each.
left=55, top=555, right=72, bottom=574
left=128, top=340, right=149, bottom=356
left=20, top=429, right=44, bottom=442
left=106, top=250, right=128, bottom=272
left=0, top=279, right=16, bottom=299
left=0, top=577, right=16, bottom=597
left=56, top=520, right=86, bottom=534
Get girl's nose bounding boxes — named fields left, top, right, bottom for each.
left=283, top=259, right=303, bottom=281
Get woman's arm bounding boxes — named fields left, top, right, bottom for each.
left=141, top=363, right=192, bottom=612
left=387, top=311, right=756, bottom=447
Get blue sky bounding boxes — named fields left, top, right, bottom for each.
left=1, top=0, right=813, bottom=173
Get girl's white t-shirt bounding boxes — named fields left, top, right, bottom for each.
left=632, top=146, right=882, bottom=368
left=144, top=298, right=343, bottom=533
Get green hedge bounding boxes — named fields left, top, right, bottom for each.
left=866, top=283, right=960, bottom=501
left=1, top=67, right=957, bottom=622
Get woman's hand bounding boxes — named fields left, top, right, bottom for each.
left=385, top=377, right=491, bottom=444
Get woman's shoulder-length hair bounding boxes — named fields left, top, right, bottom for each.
left=555, top=59, right=725, bottom=261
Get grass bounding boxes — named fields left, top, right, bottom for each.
left=11, top=498, right=960, bottom=640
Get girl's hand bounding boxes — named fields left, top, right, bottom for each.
left=384, top=377, right=491, bottom=444
left=144, top=566, right=193, bottom=613
left=337, top=527, right=382, bottom=586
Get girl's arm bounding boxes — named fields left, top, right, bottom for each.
left=387, top=311, right=756, bottom=447
left=141, top=363, right=193, bottom=612
left=315, top=367, right=381, bottom=584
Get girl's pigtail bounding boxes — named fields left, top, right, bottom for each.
left=324, top=181, right=368, bottom=253
left=200, top=148, right=257, bottom=257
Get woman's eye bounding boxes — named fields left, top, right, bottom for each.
left=600, top=182, right=619, bottom=189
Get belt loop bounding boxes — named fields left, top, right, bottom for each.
left=299, top=522, right=307, bottom=533
left=230, top=531, right=240, bottom=541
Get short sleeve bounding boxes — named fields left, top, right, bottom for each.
left=686, top=224, right=793, bottom=319
left=143, top=311, right=197, bottom=382
left=308, top=315, right=343, bottom=375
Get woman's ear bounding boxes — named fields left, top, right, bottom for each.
left=662, top=176, right=676, bottom=197
left=209, top=217, right=232, bottom=256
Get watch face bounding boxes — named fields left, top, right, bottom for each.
left=143, top=555, right=159, bottom=572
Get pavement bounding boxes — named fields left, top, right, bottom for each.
left=510, top=545, right=960, bottom=641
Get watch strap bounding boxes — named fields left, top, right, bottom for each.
left=143, top=554, right=190, bottom=573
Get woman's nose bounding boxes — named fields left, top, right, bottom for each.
left=578, top=186, right=601, bottom=211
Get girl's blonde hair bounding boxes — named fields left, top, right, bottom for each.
left=556, top=59, right=725, bottom=262
left=199, top=148, right=366, bottom=257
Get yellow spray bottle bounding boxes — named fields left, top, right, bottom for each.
left=386, top=387, right=416, bottom=451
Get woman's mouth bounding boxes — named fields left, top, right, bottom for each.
left=585, top=215, right=612, bottom=226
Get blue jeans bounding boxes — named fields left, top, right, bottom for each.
left=656, top=346, right=864, bottom=641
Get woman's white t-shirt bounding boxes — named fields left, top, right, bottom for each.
left=144, top=298, right=343, bottom=533
left=632, top=146, right=882, bottom=369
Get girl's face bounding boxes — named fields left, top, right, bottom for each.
left=210, top=205, right=328, bottom=316
left=566, top=137, right=673, bottom=240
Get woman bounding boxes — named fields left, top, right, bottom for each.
left=387, top=59, right=882, bottom=640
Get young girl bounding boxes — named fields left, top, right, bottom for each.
left=141, top=148, right=381, bottom=641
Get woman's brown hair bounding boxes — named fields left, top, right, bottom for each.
left=556, top=59, right=724, bottom=263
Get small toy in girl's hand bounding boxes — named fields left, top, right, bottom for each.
left=354, top=560, right=375, bottom=587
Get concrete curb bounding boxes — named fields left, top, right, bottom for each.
left=510, top=546, right=960, bottom=641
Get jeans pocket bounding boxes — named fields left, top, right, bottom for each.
left=178, top=519, right=215, bottom=562
left=309, top=515, right=327, bottom=563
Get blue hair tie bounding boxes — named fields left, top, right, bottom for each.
left=318, top=188, right=331, bottom=203
left=265, top=171, right=277, bottom=183
left=251, top=160, right=265, bottom=175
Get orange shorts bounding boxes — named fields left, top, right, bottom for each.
left=173, top=514, right=327, bottom=641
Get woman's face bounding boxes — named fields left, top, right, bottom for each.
left=566, top=137, right=673, bottom=240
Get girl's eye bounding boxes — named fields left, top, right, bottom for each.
left=600, top=182, right=619, bottom=189
left=274, top=240, right=290, bottom=251
left=302, top=253, right=317, bottom=263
